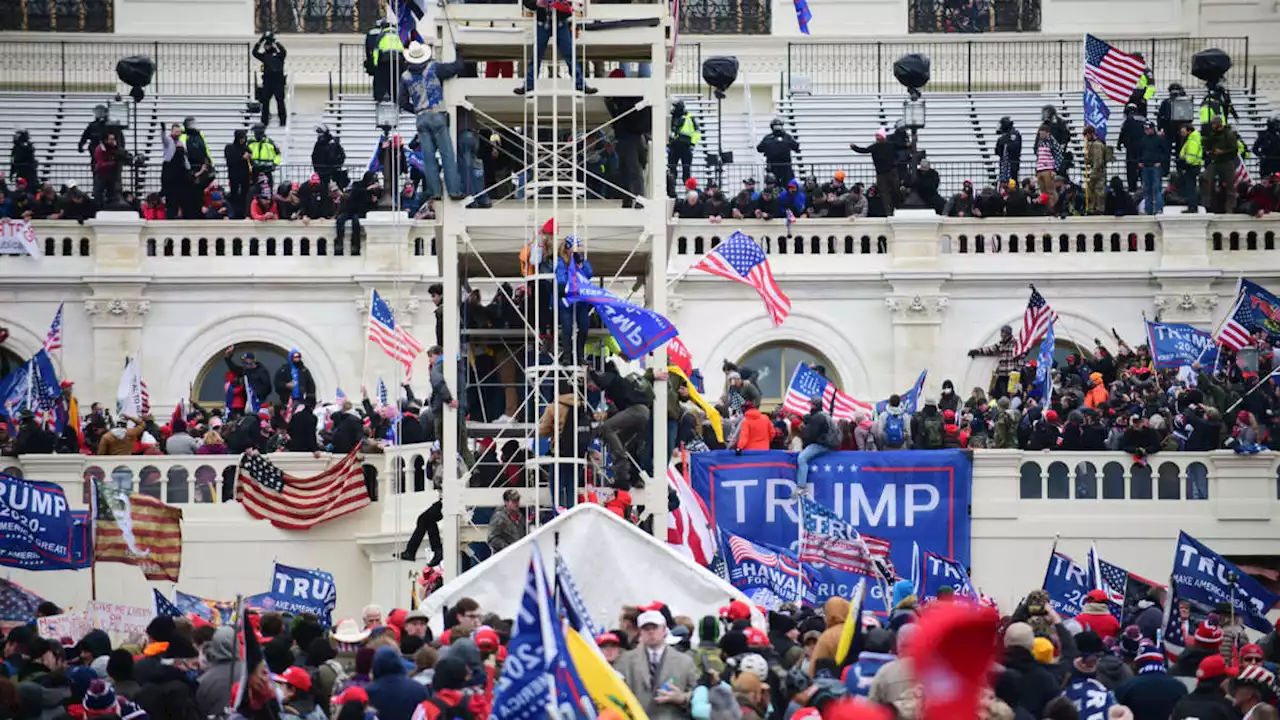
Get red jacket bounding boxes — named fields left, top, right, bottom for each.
left=414, top=690, right=489, bottom=720
left=142, top=204, right=166, bottom=220
left=736, top=408, right=776, bottom=451
left=92, top=144, right=120, bottom=176
left=1074, top=605, right=1121, bottom=640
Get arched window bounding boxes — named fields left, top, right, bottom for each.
left=0, top=345, right=23, bottom=381
left=736, top=342, right=839, bottom=409
left=192, top=343, right=289, bottom=407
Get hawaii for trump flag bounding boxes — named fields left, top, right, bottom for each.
left=92, top=481, right=183, bottom=582
left=721, top=529, right=814, bottom=609
left=236, top=449, right=370, bottom=530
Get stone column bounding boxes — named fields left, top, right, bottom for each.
left=84, top=294, right=150, bottom=408
left=884, top=276, right=949, bottom=394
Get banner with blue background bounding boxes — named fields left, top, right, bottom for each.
left=690, top=450, right=971, bottom=609
left=246, top=563, right=337, bottom=626
left=1172, top=531, right=1278, bottom=633
left=1145, top=321, right=1219, bottom=369
left=0, top=474, right=90, bottom=571
left=1043, top=551, right=1090, bottom=617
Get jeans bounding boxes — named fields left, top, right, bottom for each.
left=794, top=443, right=830, bottom=489
left=1141, top=166, right=1164, bottom=214
left=622, top=62, right=652, bottom=78
left=558, top=301, right=591, bottom=362
left=336, top=212, right=361, bottom=242
left=1181, top=167, right=1200, bottom=211
left=601, top=404, right=650, bottom=488
left=416, top=111, right=463, bottom=199
left=525, top=19, right=583, bottom=90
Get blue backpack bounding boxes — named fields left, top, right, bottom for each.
left=883, top=413, right=905, bottom=446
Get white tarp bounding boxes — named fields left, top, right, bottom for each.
left=421, top=504, right=755, bottom=633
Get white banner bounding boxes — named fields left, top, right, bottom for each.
left=116, top=356, right=149, bottom=422
left=38, top=602, right=151, bottom=644
left=0, top=219, right=39, bottom=257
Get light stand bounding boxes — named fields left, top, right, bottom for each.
left=113, top=55, right=155, bottom=212
left=701, top=56, right=738, bottom=190
left=894, top=52, right=931, bottom=210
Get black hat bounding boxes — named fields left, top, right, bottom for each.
left=146, top=616, right=176, bottom=643
left=768, top=611, right=797, bottom=636
left=718, top=630, right=748, bottom=659
left=1075, top=630, right=1104, bottom=656
left=163, top=637, right=199, bottom=659
left=433, top=654, right=469, bottom=691
left=743, top=177, right=756, bottom=185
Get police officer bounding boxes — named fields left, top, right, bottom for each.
left=1199, top=80, right=1238, bottom=126
left=1178, top=123, right=1203, bottom=213
left=247, top=122, right=281, bottom=190
left=368, top=20, right=403, bottom=102
left=757, top=117, right=800, bottom=188
left=1157, top=83, right=1191, bottom=153
left=1253, top=116, right=1280, bottom=178
left=77, top=105, right=122, bottom=165
left=253, top=31, right=288, bottom=128
left=312, top=124, right=348, bottom=192
left=995, top=116, right=1022, bottom=188
left=1116, top=103, right=1146, bottom=193
left=1130, top=52, right=1155, bottom=115
left=9, top=129, right=38, bottom=190
left=668, top=100, right=699, bottom=194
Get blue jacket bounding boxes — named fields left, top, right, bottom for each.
left=1138, top=133, right=1170, bottom=167
left=1114, top=669, right=1188, bottom=720
left=555, top=254, right=594, bottom=307
left=365, top=646, right=428, bottom=720
left=843, top=652, right=895, bottom=697
left=778, top=189, right=806, bottom=215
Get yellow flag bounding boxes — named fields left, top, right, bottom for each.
left=564, top=628, right=649, bottom=720
left=667, top=365, right=724, bottom=442
left=834, top=578, right=866, bottom=666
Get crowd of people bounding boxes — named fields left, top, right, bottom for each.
left=1, top=576, right=1278, bottom=720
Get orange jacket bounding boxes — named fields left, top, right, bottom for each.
left=736, top=408, right=775, bottom=451
left=1084, top=372, right=1108, bottom=409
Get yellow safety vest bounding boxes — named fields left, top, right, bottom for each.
left=1179, top=130, right=1203, bottom=167
left=675, top=114, right=700, bottom=145
left=373, top=30, right=404, bottom=66
left=1137, top=74, right=1155, bottom=102
left=248, top=137, right=279, bottom=164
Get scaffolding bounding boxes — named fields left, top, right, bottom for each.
left=429, top=0, right=673, bottom=579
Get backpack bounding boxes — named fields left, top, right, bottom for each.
left=821, top=412, right=843, bottom=449
left=920, top=415, right=943, bottom=449
left=428, top=697, right=473, bottom=720
left=883, top=412, right=905, bottom=446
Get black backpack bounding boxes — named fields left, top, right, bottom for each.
left=427, top=697, right=473, bottom=720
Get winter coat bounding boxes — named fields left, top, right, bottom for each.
left=196, top=628, right=240, bottom=720
left=329, top=411, right=364, bottom=455
left=134, top=664, right=202, bottom=720
left=810, top=597, right=850, bottom=675
left=736, top=408, right=774, bottom=451
left=614, top=646, right=698, bottom=720
left=844, top=652, right=894, bottom=697
left=866, top=657, right=913, bottom=706
left=1075, top=603, right=1121, bottom=640
left=873, top=406, right=911, bottom=449
left=1000, top=646, right=1062, bottom=718
left=800, top=410, right=833, bottom=448
left=487, top=508, right=525, bottom=553
left=1114, top=670, right=1187, bottom=720
left=1170, top=681, right=1240, bottom=720
left=365, top=647, right=428, bottom=720
left=97, top=425, right=143, bottom=455
left=1085, top=373, right=1109, bottom=408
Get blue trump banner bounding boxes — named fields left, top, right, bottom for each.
left=1146, top=321, right=1219, bottom=369
left=1043, top=551, right=1089, bottom=617
left=690, top=450, right=971, bottom=607
left=0, top=474, right=90, bottom=571
left=491, top=545, right=592, bottom=719
left=1083, top=78, right=1111, bottom=141
left=1229, top=279, right=1280, bottom=346
left=175, top=590, right=235, bottom=625
left=1172, top=531, right=1279, bottom=633
left=721, top=529, right=819, bottom=609
left=919, top=551, right=975, bottom=603
left=254, top=563, right=338, bottom=626
left=565, top=271, right=678, bottom=360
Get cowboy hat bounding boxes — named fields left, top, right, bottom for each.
left=402, top=41, right=433, bottom=64
left=331, top=618, right=371, bottom=644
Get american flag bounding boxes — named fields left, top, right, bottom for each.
left=693, top=231, right=791, bottom=327
left=236, top=449, right=370, bottom=530
left=783, top=362, right=871, bottom=421
left=668, top=462, right=718, bottom=566
left=1216, top=291, right=1254, bottom=351
left=1014, top=286, right=1059, bottom=356
left=1084, top=34, right=1146, bottom=104
left=1236, top=158, right=1251, bottom=187
left=377, top=378, right=389, bottom=407
left=367, top=289, right=425, bottom=368
left=0, top=577, right=44, bottom=623
left=798, top=495, right=891, bottom=577
left=153, top=588, right=183, bottom=618
left=1090, top=546, right=1164, bottom=619
left=42, top=302, right=63, bottom=354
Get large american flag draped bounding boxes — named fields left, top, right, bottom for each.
left=692, top=231, right=791, bottom=327
left=367, top=289, right=425, bottom=369
left=236, top=449, right=370, bottom=530
left=93, top=481, right=184, bottom=582
left=1084, top=34, right=1146, bottom=104
left=799, top=496, right=891, bottom=577
left=782, top=362, right=871, bottom=421
left=0, top=578, right=45, bottom=623
left=1014, top=286, right=1059, bottom=357
left=1216, top=291, right=1255, bottom=351
left=42, top=302, right=63, bottom=354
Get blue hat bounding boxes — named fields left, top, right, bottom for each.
left=564, top=235, right=580, bottom=250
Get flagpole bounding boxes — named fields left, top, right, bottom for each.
left=1041, top=532, right=1060, bottom=590
left=362, top=289, right=374, bottom=400
left=1224, top=365, right=1280, bottom=414
left=88, top=477, right=98, bottom=601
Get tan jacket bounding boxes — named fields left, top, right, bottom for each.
left=536, top=393, right=577, bottom=454
left=615, top=645, right=698, bottom=720
left=97, top=425, right=143, bottom=455
left=810, top=596, right=851, bottom=675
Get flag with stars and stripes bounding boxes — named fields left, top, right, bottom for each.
left=376, top=378, right=389, bottom=408
left=236, top=449, right=370, bottom=530
left=367, top=289, right=425, bottom=370
left=783, top=362, right=871, bottom=421
left=799, top=495, right=893, bottom=579
left=0, top=578, right=44, bottom=623
left=1084, top=34, right=1146, bottom=104
left=153, top=588, right=184, bottom=618
left=1089, top=545, right=1163, bottom=621
left=693, top=231, right=791, bottom=327
left=1014, top=286, right=1059, bottom=357
left=42, top=302, right=63, bottom=354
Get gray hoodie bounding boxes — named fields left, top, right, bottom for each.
left=196, top=627, right=240, bottom=720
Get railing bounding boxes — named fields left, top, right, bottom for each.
left=786, top=37, right=1250, bottom=95
left=335, top=44, right=372, bottom=99
left=256, top=0, right=384, bottom=34
left=679, top=0, right=769, bottom=35
left=671, top=42, right=703, bottom=97
left=0, top=41, right=253, bottom=96
left=31, top=163, right=371, bottom=198
left=0, top=0, right=112, bottom=32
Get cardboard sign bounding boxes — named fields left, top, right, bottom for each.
left=0, top=220, right=39, bottom=257
left=37, top=602, right=151, bottom=643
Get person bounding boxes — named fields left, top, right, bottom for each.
left=516, top=0, right=596, bottom=96
left=1063, top=631, right=1116, bottom=720
left=1173, top=619, right=1224, bottom=678
left=735, top=402, right=774, bottom=452
left=414, top=654, right=487, bottom=718
left=253, top=32, right=288, bottom=127
left=851, top=128, right=900, bottom=215
left=248, top=122, right=281, bottom=190
left=1083, top=126, right=1110, bottom=215
left=555, top=235, right=593, bottom=362
left=1171, top=654, right=1238, bottom=720
left=78, top=105, right=123, bottom=161
left=312, top=125, right=347, bottom=193
left=758, top=117, right=800, bottom=188
left=586, top=364, right=650, bottom=490
left=9, top=130, right=38, bottom=190
left=337, top=171, right=379, bottom=245
left=666, top=101, right=702, bottom=198
left=605, top=77, right=649, bottom=208
left=1075, top=589, right=1122, bottom=640
left=1114, top=645, right=1186, bottom=720
left=996, top=116, right=1022, bottom=188
left=274, top=348, right=316, bottom=407
left=1232, top=665, right=1277, bottom=719
left=399, top=41, right=467, bottom=202
left=487, top=489, right=525, bottom=554
left=366, top=646, right=427, bottom=720
left=1201, top=115, right=1241, bottom=213
left=968, top=325, right=1019, bottom=400
left=194, top=627, right=238, bottom=720
left=1178, top=123, right=1204, bottom=213
left=795, top=397, right=838, bottom=491
left=135, top=637, right=202, bottom=720
left=1034, top=123, right=1063, bottom=209
left=874, top=394, right=911, bottom=450
left=370, top=19, right=404, bottom=102
left=1137, top=122, right=1167, bottom=215
left=249, top=191, right=279, bottom=220
left=1255, top=117, right=1280, bottom=178
left=615, top=609, right=697, bottom=719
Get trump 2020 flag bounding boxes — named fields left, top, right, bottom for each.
left=793, top=0, right=812, bottom=34
left=1083, top=78, right=1111, bottom=141
left=919, top=551, right=976, bottom=602
left=262, top=563, right=338, bottom=627
left=565, top=270, right=678, bottom=360
left=491, top=544, right=592, bottom=719
left=1043, top=550, right=1090, bottom=617
left=1172, top=531, right=1279, bottom=633
left=1037, top=319, right=1056, bottom=406
left=1146, top=320, right=1219, bottom=369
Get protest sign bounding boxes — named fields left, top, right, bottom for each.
left=0, top=220, right=39, bottom=257
left=37, top=602, right=151, bottom=644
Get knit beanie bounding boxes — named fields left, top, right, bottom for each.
left=1032, top=636, right=1056, bottom=664
left=1003, top=622, right=1035, bottom=651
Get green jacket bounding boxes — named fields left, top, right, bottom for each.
left=1202, top=124, right=1241, bottom=163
